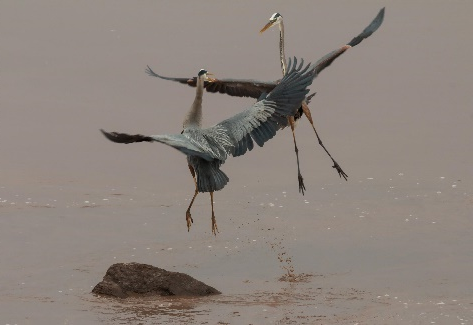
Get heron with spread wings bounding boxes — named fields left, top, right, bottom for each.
left=145, top=8, right=385, bottom=194
left=101, top=57, right=315, bottom=235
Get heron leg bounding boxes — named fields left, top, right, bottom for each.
left=210, top=192, right=219, bottom=236
left=288, top=116, right=306, bottom=195
left=186, top=165, right=198, bottom=232
left=301, top=102, right=348, bottom=181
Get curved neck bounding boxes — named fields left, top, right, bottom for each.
left=279, top=21, right=287, bottom=76
left=183, top=76, right=204, bottom=129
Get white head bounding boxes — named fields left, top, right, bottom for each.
left=260, top=13, right=283, bottom=33
left=197, top=69, right=214, bottom=82
left=198, top=69, right=208, bottom=77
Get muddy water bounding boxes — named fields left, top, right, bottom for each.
left=2, top=1, right=473, bottom=324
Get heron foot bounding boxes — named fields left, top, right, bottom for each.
left=211, top=213, right=219, bottom=236
left=186, top=210, right=193, bottom=232
left=332, top=161, right=348, bottom=181
left=298, top=173, right=306, bottom=196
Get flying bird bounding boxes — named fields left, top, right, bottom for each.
left=102, top=57, right=315, bottom=235
left=259, top=7, right=385, bottom=185
left=145, top=8, right=385, bottom=194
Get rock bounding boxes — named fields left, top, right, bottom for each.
left=92, top=262, right=220, bottom=298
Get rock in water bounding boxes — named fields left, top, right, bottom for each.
left=92, top=262, right=221, bottom=298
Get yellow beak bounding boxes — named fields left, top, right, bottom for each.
left=260, top=21, right=275, bottom=34
left=204, top=72, right=215, bottom=82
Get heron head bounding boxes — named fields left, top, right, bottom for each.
left=198, top=69, right=214, bottom=81
left=260, top=13, right=283, bottom=33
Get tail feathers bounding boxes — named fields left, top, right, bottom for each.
left=194, top=159, right=229, bottom=193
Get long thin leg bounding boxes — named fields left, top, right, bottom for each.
left=301, top=102, right=348, bottom=181
left=210, top=192, right=219, bottom=236
left=288, top=116, right=306, bottom=195
left=186, top=165, right=198, bottom=232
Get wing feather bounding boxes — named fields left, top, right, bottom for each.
left=347, top=7, right=385, bottom=47
left=144, top=8, right=385, bottom=102
left=310, top=7, right=385, bottom=77
left=103, top=57, right=314, bottom=161
left=100, top=129, right=215, bottom=161
left=146, top=65, right=277, bottom=99
left=202, top=57, right=315, bottom=157
left=145, top=66, right=194, bottom=85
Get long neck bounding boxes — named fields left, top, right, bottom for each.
left=183, top=76, right=204, bottom=129
left=279, top=21, right=287, bottom=76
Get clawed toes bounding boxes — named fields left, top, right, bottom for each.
left=332, top=163, right=348, bottom=181
left=186, top=211, right=193, bottom=232
left=298, top=175, right=306, bottom=195
left=211, top=216, right=219, bottom=236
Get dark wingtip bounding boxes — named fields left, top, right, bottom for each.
left=306, top=92, right=316, bottom=104
left=377, top=7, right=386, bottom=25
left=287, top=56, right=293, bottom=71
left=145, top=65, right=157, bottom=77
left=101, top=129, right=155, bottom=144
left=347, top=7, right=386, bottom=47
left=100, top=129, right=118, bottom=142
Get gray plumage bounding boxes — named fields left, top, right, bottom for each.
left=144, top=8, right=385, bottom=193
left=144, top=8, right=385, bottom=100
left=101, top=57, right=315, bottom=235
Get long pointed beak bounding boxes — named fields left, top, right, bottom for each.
left=260, top=21, right=274, bottom=34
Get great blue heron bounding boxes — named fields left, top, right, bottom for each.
left=145, top=8, right=385, bottom=194
left=259, top=7, right=385, bottom=184
left=101, top=57, right=315, bottom=235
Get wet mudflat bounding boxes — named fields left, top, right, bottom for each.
left=1, top=1, right=473, bottom=324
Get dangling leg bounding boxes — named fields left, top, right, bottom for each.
left=210, top=192, right=219, bottom=236
left=288, top=116, right=306, bottom=195
left=301, top=102, right=348, bottom=181
left=186, top=165, right=198, bottom=232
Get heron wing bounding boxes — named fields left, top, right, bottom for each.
left=310, top=7, right=385, bottom=77
left=102, top=58, right=313, bottom=161
left=146, top=65, right=277, bottom=99
left=202, top=57, right=315, bottom=157
left=310, top=46, right=351, bottom=77
left=100, top=129, right=215, bottom=161
left=143, top=8, right=384, bottom=100
left=203, top=78, right=277, bottom=98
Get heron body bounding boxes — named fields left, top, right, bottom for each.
left=102, top=58, right=315, bottom=235
left=144, top=8, right=385, bottom=194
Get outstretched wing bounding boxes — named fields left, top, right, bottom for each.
left=310, top=7, right=385, bottom=76
left=100, top=129, right=215, bottom=161
left=146, top=65, right=277, bottom=99
left=145, top=8, right=384, bottom=101
left=203, top=78, right=277, bottom=98
left=202, top=57, right=315, bottom=157
left=101, top=57, right=314, bottom=161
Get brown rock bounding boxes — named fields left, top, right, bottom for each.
left=92, top=262, right=220, bottom=298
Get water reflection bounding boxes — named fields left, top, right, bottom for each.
left=87, top=283, right=368, bottom=324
